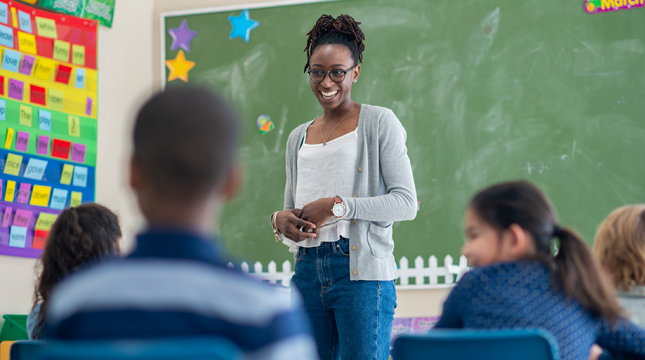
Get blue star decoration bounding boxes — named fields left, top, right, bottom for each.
left=228, top=9, right=259, bottom=43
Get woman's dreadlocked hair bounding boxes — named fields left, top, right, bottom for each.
left=304, top=14, right=365, bottom=72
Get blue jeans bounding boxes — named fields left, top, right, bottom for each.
left=292, top=238, right=396, bottom=360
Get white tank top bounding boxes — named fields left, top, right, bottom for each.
left=284, top=129, right=357, bottom=253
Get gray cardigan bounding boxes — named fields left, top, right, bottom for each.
left=284, top=104, right=417, bottom=281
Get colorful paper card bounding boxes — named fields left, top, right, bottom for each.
left=37, top=135, right=49, bottom=155
left=48, top=88, right=63, bottom=110
left=1, top=207, right=11, bottom=227
left=19, top=55, right=35, bottom=75
left=13, top=209, right=32, bottom=227
left=0, top=24, right=12, bottom=48
left=16, top=183, right=31, bottom=203
left=23, top=158, right=47, bottom=180
left=71, top=143, right=86, bottom=163
left=34, top=58, right=55, bottom=80
left=35, top=212, right=57, bottom=230
left=38, top=110, right=51, bottom=132
left=30, top=85, right=46, bottom=106
left=9, top=226, right=27, bottom=248
left=0, top=75, right=4, bottom=96
left=0, top=99, right=5, bottom=121
left=4, top=180, right=15, bottom=202
left=74, top=68, right=85, bottom=89
left=9, top=79, right=24, bottom=101
left=60, top=164, right=73, bottom=184
left=2, top=49, right=22, bottom=72
left=85, top=98, right=92, bottom=116
left=18, top=11, right=32, bottom=34
left=72, top=166, right=87, bottom=187
left=35, top=17, right=57, bottom=39
left=4, top=153, right=22, bottom=176
left=49, top=188, right=67, bottom=210
left=19, top=105, right=32, bottom=127
left=55, top=65, right=72, bottom=84
left=70, top=191, right=82, bottom=207
left=51, top=139, right=71, bottom=160
left=32, top=229, right=47, bottom=249
left=4, top=127, right=13, bottom=148
left=15, top=131, right=29, bottom=152
left=0, top=3, right=7, bottom=25
left=72, top=44, right=85, bottom=66
left=68, top=116, right=80, bottom=137
left=10, top=7, right=17, bottom=28
left=30, top=185, right=51, bottom=207
left=17, top=31, right=37, bottom=54
left=53, top=40, right=70, bottom=62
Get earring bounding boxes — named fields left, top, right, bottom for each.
left=353, top=79, right=357, bottom=83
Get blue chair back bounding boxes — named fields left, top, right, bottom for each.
left=392, top=329, right=559, bottom=360
left=10, top=337, right=245, bottom=360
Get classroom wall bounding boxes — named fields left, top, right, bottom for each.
left=0, top=0, right=448, bottom=322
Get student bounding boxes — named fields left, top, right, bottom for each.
left=594, top=205, right=645, bottom=325
left=28, top=203, right=122, bottom=339
left=46, top=87, right=318, bottom=360
left=270, top=14, right=417, bottom=360
left=435, top=181, right=645, bottom=360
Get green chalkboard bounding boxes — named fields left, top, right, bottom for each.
left=163, top=0, right=645, bottom=266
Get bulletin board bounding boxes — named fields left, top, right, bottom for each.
left=0, top=0, right=97, bottom=258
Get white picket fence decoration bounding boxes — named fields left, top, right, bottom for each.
left=227, top=255, right=469, bottom=290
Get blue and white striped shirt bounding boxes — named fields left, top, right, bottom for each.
left=47, top=229, right=318, bottom=360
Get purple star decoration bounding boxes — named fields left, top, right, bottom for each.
left=168, top=19, right=198, bottom=52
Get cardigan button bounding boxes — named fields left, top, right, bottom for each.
left=357, top=167, right=362, bottom=172
left=352, top=246, right=357, bottom=250
left=354, top=193, right=358, bottom=198
left=353, top=270, right=358, bottom=275
left=353, top=219, right=357, bottom=224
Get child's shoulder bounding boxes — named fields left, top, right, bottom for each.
left=460, top=261, right=550, bottom=287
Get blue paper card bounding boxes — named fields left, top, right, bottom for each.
left=0, top=24, right=13, bottom=48
left=38, top=110, right=51, bottom=132
left=50, top=188, right=68, bottom=210
left=18, top=11, right=31, bottom=34
left=0, top=99, right=5, bottom=121
left=23, top=158, right=48, bottom=181
left=73, top=166, right=87, bottom=187
left=2, top=49, right=21, bottom=73
left=9, top=225, right=27, bottom=248
left=0, top=3, right=7, bottom=25
left=75, top=68, right=85, bottom=89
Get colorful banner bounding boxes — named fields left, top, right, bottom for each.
left=585, top=0, right=644, bottom=13
left=38, top=0, right=115, bottom=28
left=0, top=1, right=97, bottom=258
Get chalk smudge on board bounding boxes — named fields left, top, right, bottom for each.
left=467, top=7, right=500, bottom=66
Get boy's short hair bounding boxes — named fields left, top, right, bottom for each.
left=133, top=86, right=239, bottom=200
left=594, top=205, right=645, bottom=290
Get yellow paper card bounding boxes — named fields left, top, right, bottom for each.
left=17, top=31, right=37, bottom=54
left=5, top=181, right=15, bottom=202
left=5, top=128, right=14, bottom=149
left=48, top=88, right=64, bottom=111
left=53, top=40, right=70, bottom=62
left=34, top=58, right=55, bottom=81
left=35, top=17, right=57, bottom=39
left=70, top=191, right=82, bottom=207
left=30, top=185, right=51, bottom=207
left=4, top=154, right=22, bottom=176
left=72, top=45, right=85, bottom=66
left=10, top=8, right=17, bottom=28
left=19, top=105, right=32, bottom=127
left=35, top=213, right=57, bottom=231
left=60, top=164, right=73, bottom=185
left=68, top=116, right=80, bottom=137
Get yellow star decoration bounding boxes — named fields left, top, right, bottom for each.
left=165, top=50, right=196, bottom=82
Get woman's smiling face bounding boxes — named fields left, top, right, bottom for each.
left=308, top=44, right=360, bottom=110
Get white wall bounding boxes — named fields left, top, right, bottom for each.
left=0, top=0, right=448, bottom=322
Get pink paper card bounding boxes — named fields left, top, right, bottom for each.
left=19, top=55, right=35, bottom=76
left=85, top=97, right=92, bottom=116
left=16, top=183, right=31, bottom=203
left=15, top=131, right=29, bottom=152
left=12, top=209, right=32, bottom=227
left=1, top=208, right=12, bottom=227
left=8, top=78, right=24, bottom=101
left=37, top=135, right=50, bottom=155
left=71, top=143, right=86, bottom=163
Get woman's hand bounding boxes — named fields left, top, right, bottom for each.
left=588, top=344, right=603, bottom=360
left=276, top=209, right=317, bottom=242
left=299, top=198, right=335, bottom=233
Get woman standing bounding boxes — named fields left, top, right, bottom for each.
left=270, top=14, right=417, bottom=359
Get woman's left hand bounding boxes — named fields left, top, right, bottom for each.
left=299, top=197, right=335, bottom=233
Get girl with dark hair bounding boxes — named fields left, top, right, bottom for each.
left=270, top=14, right=417, bottom=359
left=28, top=203, right=122, bottom=339
left=436, top=181, right=645, bottom=360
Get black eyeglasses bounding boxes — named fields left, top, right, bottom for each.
left=308, top=65, right=357, bottom=84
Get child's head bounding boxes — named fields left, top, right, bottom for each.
left=33, top=203, right=121, bottom=337
left=130, top=86, right=240, bottom=228
left=594, top=205, right=645, bottom=290
left=464, top=180, right=623, bottom=322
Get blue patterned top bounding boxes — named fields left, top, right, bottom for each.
left=435, top=261, right=645, bottom=360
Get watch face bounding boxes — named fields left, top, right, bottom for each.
left=332, top=203, right=345, bottom=217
